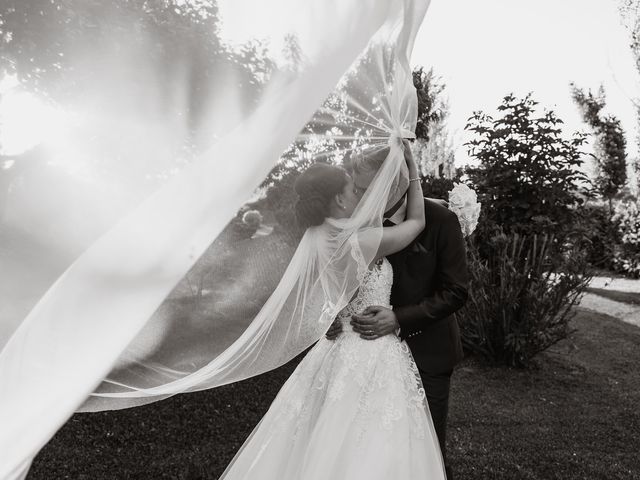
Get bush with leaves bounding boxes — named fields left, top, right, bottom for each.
left=419, top=168, right=465, bottom=201
left=459, top=94, right=594, bottom=367
left=612, top=200, right=640, bottom=277
left=581, top=202, right=622, bottom=270
left=465, top=93, right=590, bottom=239
left=457, top=232, right=591, bottom=368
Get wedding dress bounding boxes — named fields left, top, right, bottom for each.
left=0, top=3, right=434, bottom=478
left=219, top=258, right=446, bottom=480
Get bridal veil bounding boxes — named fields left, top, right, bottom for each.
left=0, top=1, right=430, bottom=478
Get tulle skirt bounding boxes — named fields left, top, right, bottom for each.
left=219, top=327, right=447, bottom=480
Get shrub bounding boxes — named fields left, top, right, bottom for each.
left=465, top=93, right=590, bottom=239
left=457, top=232, right=592, bottom=368
left=459, top=94, right=595, bottom=367
left=581, top=202, right=621, bottom=270
left=612, top=200, right=640, bottom=277
left=419, top=168, right=464, bottom=201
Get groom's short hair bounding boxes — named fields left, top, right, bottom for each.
left=347, top=143, right=410, bottom=212
left=349, top=145, right=390, bottom=176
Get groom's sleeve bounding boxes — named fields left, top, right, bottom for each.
left=394, top=210, right=469, bottom=335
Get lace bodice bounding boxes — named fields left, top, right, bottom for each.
left=267, top=255, right=431, bottom=450
left=336, top=258, right=393, bottom=321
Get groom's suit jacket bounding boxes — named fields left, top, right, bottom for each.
left=387, top=198, right=469, bottom=375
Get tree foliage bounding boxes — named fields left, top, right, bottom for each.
left=419, top=169, right=464, bottom=201
left=413, top=67, right=446, bottom=142
left=571, top=84, right=627, bottom=206
left=411, top=67, right=456, bottom=179
left=619, top=0, right=640, bottom=73
left=619, top=0, right=640, bottom=193
left=465, top=93, right=589, bottom=238
left=0, top=0, right=273, bottom=142
left=0, top=0, right=277, bottom=216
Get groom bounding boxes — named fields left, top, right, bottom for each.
left=327, top=142, right=468, bottom=479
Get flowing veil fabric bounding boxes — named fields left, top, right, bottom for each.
left=0, top=1, right=430, bottom=478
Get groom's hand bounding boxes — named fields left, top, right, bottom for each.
left=325, top=318, right=343, bottom=340
left=351, top=306, right=399, bottom=340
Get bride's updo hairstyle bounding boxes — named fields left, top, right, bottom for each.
left=294, top=163, right=348, bottom=229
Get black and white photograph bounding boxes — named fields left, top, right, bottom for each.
left=0, top=1, right=639, bottom=479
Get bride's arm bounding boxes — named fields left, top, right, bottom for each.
left=375, top=140, right=425, bottom=259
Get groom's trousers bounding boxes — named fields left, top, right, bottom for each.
left=419, top=368, right=453, bottom=479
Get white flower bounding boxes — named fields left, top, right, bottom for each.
left=448, top=183, right=481, bottom=237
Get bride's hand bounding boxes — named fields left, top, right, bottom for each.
left=402, top=139, right=418, bottom=178
left=325, top=318, right=343, bottom=340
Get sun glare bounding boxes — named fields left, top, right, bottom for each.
left=0, top=89, right=63, bottom=156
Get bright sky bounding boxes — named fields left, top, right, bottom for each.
left=2, top=0, right=638, bottom=167
left=216, top=0, right=640, bottom=165
left=413, top=0, right=640, bottom=164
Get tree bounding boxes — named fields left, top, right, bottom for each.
left=0, top=0, right=273, bottom=147
left=413, top=67, right=446, bottom=142
left=281, top=33, right=303, bottom=74
left=411, top=66, right=458, bottom=205
left=411, top=67, right=456, bottom=179
left=619, top=0, right=640, bottom=194
left=0, top=0, right=278, bottom=218
left=571, top=84, right=627, bottom=211
left=620, top=1, right=640, bottom=73
left=465, top=93, right=589, bottom=238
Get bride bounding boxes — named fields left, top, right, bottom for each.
left=0, top=3, right=439, bottom=478
left=219, top=140, right=446, bottom=480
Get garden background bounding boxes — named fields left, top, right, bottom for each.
left=0, top=1, right=639, bottom=478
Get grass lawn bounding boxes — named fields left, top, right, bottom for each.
left=28, top=308, right=640, bottom=480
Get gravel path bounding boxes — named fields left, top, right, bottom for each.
left=579, top=276, right=640, bottom=327
left=588, top=276, right=640, bottom=293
